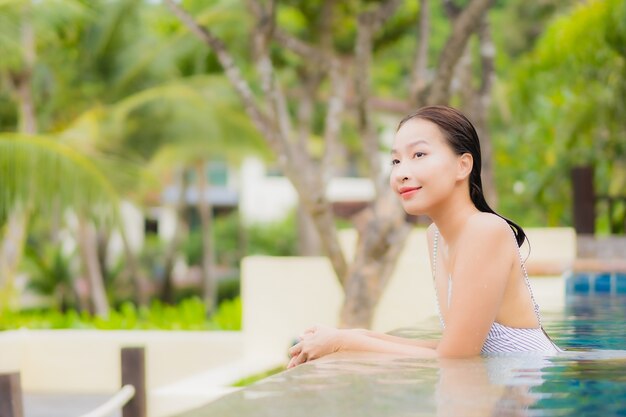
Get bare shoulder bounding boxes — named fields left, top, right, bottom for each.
left=460, top=212, right=513, bottom=247
left=453, top=213, right=517, bottom=284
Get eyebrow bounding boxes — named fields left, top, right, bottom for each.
left=390, top=139, right=430, bottom=155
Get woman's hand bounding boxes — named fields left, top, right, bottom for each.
left=287, top=325, right=346, bottom=368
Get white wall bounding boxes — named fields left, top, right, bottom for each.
left=239, top=157, right=377, bottom=224
left=239, top=158, right=298, bottom=224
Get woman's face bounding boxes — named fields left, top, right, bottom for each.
left=389, top=118, right=463, bottom=216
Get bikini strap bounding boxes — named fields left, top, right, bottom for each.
left=511, top=229, right=562, bottom=351
left=510, top=229, right=543, bottom=327
left=431, top=229, right=446, bottom=329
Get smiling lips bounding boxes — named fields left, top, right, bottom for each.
left=399, top=186, right=422, bottom=199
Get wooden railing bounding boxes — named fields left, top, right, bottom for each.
left=0, top=346, right=146, bottom=417
left=80, top=385, right=136, bottom=417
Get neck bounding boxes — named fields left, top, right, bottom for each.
left=429, top=188, right=481, bottom=246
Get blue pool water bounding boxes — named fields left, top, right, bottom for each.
left=566, top=271, right=626, bottom=295
left=179, top=293, right=626, bottom=417
left=533, top=295, right=626, bottom=416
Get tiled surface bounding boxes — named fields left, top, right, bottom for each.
left=567, top=272, right=626, bottom=295
left=594, top=273, right=611, bottom=293
left=617, top=274, right=626, bottom=293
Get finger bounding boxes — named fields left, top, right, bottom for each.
left=300, top=327, right=318, bottom=339
left=287, top=356, right=297, bottom=369
left=303, top=325, right=318, bottom=335
left=291, top=351, right=308, bottom=368
left=288, top=342, right=302, bottom=358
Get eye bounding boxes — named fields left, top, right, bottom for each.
left=413, top=152, right=425, bottom=158
left=391, top=159, right=400, bottom=166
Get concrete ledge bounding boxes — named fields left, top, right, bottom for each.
left=0, top=330, right=244, bottom=393
left=151, top=356, right=285, bottom=417
left=572, top=258, right=626, bottom=273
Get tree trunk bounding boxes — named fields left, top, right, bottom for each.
left=118, top=220, right=150, bottom=305
left=161, top=167, right=188, bottom=304
left=13, top=0, right=37, bottom=135
left=339, top=191, right=411, bottom=327
left=168, top=0, right=495, bottom=328
left=473, top=105, right=498, bottom=208
left=72, top=274, right=90, bottom=313
left=236, top=209, right=247, bottom=262
left=338, top=0, right=411, bottom=327
left=165, top=0, right=349, bottom=284
left=426, top=0, right=494, bottom=106
left=475, top=18, right=497, bottom=208
left=456, top=19, right=498, bottom=208
left=0, top=211, right=28, bottom=310
left=77, top=216, right=109, bottom=318
left=410, top=0, right=431, bottom=103
left=296, top=206, right=322, bottom=256
left=195, top=162, right=217, bottom=314
left=0, top=2, right=37, bottom=309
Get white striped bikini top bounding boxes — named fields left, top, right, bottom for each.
left=432, top=228, right=561, bottom=354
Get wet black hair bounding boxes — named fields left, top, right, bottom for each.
left=398, top=105, right=527, bottom=248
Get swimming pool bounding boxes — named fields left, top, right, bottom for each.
left=178, top=293, right=626, bottom=417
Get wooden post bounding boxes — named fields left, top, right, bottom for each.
left=121, top=347, right=147, bottom=417
left=571, top=166, right=596, bottom=234
left=0, top=373, right=24, bottom=417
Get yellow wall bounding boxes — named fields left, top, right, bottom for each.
left=0, top=330, right=243, bottom=392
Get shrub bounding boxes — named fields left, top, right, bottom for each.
left=0, top=296, right=241, bottom=331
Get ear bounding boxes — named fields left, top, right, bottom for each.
left=456, top=153, right=473, bottom=181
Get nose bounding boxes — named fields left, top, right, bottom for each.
left=391, top=163, right=410, bottom=185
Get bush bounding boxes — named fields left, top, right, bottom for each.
left=217, top=276, right=240, bottom=303
left=0, top=296, right=242, bottom=331
left=177, top=211, right=297, bottom=305
left=183, top=210, right=298, bottom=269
left=245, top=211, right=298, bottom=257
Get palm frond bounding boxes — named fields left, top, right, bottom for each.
left=0, top=133, right=119, bottom=223
left=107, top=76, right=266, bottom=153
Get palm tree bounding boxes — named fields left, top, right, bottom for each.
left=114, top=76, right=266, bottom=311
left=1, top=0, right=268, bottom=317
left=0, top=133, right=121, bottom=314
left=0, top=0, right=173, bottom=312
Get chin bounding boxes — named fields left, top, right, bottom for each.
left=401, top=203, right=428, bottom=217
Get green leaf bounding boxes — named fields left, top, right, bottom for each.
left=0, top=133, right=119, bottom=223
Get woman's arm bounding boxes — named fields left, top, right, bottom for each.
left=288, top=215, right=515, bottom=367
left=288, top=326, right=437, bottom=368
left=340, top=331, right=438, bottom=357
left=354, top=329, right=439, bottom=349
left=435, top=216, right=515, bottom=357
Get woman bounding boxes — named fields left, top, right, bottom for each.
left=288, top=105, right=560, bottom=369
